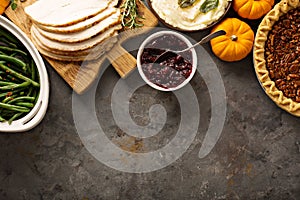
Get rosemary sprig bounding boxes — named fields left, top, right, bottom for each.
left=121, top=0, right=144, bottom=29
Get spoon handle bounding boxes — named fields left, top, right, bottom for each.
left=178, top=30, right=226, bottom=53
left=198, top=30, right=226, bottom=44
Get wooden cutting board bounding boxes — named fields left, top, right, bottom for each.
left=4, top=0, right=158, bottom=94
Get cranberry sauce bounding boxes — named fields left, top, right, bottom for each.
left=140, top=34, right=193, bottom=89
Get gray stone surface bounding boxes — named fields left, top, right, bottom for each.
left=0, top=1, right=300, bottom=199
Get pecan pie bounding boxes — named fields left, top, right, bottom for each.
left=254, top=0, right=300, bottom=116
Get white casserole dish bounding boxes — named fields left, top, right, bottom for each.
left=0, top=15, right=49, bottom=132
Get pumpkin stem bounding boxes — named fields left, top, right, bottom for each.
left=230, top=35, right=238, bottom=41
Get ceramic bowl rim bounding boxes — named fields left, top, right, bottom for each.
left=137, top=30, right=197, bottom=92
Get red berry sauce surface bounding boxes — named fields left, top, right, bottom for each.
left=140, top=34, right=193, bottom=89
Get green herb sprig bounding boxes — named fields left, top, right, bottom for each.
left=200, top=0, right=219, bottom=13
left=178, top=0, right=196, bottom=8
left=121, top=0, right=144, bottom=29
left=10, top=0, right=17, bottom=10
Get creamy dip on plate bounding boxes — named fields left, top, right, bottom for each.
left=150, top=0, right=230, bottom=31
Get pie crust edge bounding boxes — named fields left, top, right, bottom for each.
left=253, top=0, right=300, bottom=117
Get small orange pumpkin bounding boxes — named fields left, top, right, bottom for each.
left=210, top=18, right=254, bottom=62
left=0, top=0, right=10, bottom=15
left=233, top=0, right=275, bottom=19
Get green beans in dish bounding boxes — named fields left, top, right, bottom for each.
left=0, top=26, right=40, bottom=124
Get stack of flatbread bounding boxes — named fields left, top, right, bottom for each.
left=25, top=0, right=122, bottom=61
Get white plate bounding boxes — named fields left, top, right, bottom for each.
left=0, top=16, right=49, bottom=132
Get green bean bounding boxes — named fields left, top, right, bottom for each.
left=8, top=96, right=35, bottom=104
left=32, top=89, right=38, bottom=99
left=0, top=81, right=30, bottom=90
left=8, top=112, right=22, bottom=124
left=31, top=60, right=36, bottom=81
left=2, top=96, right=13, bottom=103
left=2, top=94, right=17, bottom=103
left=22, top=66, right=27, bottom=73
left=0, top=91, right=12, bottom=99
left=10, top=53, right=17, bottom=57
left=0, top=81, right=15, bottom=86
left=5, top=63, right=26, bottom=75
left=0, top=82, right=25, bottom=88
left=15, top=55, right=31, bottom=74
left=0, top=115, right=6, bottom=122
left=35, top=91, right=40, bottom=104
left=0, top=37, right=18, bottom=48
left=0, top=28, right=19, bottom=44
left=6, top=74, right=22, bottom=83
left=15, top=102, right=34, bottom=108
left=0, top=54, right=26, bottom=68
left=0, top=54, right=27, bottom=73
left=0, top=88, right=24, bottom=98
left=0, top=63, right=39, bottom=87
left=0, top=46, right=27, bottom=56
left=27, top=87, right=33, bottom=96
left=0, top=102, right=30, bottom=112
left=13, top=53, right=33, bottom=75
left=24, top=60, right=32, bottom=75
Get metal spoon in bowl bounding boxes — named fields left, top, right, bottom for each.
left=154, top=30, right=226, bottom=63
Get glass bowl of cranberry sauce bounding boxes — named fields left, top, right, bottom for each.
left=137, top=30, right=197, bottom=91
